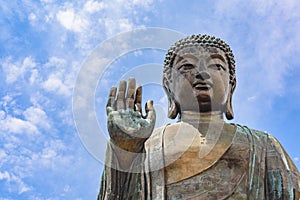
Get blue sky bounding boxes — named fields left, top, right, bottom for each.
left=1, top=0, right=300, bottom=199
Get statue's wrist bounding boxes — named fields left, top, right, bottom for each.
left=110, top=138, right=145, bottom=153
left=109, top=139, right=145, bottom=170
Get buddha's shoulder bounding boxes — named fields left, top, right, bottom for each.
left=232, top=124, right=291, bottom=152
left=162, top=122, right=203, bottom=140
left=164, top=121, right=196, bottom=133
left=145, top=122, right=196, bottom=147
left=151, top=122, right=195, bottom=134
left=234, top=124, right=270, bottom=139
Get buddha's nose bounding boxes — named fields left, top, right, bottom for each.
left=195, top=60, right=210, bottom=80
left=195, top=71, right=210, bottom=80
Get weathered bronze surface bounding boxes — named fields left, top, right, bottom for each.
left=98, top=34, right=300, bottom=199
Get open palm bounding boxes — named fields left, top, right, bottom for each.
left=106, top=78, right=156, bottom=153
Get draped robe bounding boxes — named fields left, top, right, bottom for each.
left=98, top=122, right=300, bottom=200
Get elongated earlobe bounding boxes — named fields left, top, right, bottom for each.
left=168, top=97, right=179, bottom=119
left=163, top=78, right=179, bottom=119
left=225, top=81, right=236, bottom=120
left=225, top=96, right=234, bottom=120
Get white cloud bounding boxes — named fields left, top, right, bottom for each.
left=29, top=69, right=39, bottom=84
left=28, top=12, right=37, bottom=25
left=13, top=174, right=32, bottom=194
left=2, top=95, right=13, bottom=104
left=0, top=171, right=31, bottom=194
left=37, top=140, right=72, bottom=169
left=23, top=107, right=50, bottom=129
left=84, top=0, right=105, bottom=13
left=0, top=110, right=6, bottom=120
left=252, top=0, right=300, bottom=19
left=45, top=56, right=67, bottom=68
left=58, top=109, right=74, bottom=126
left=0, top=171, right=10, bottom=180
left=42, top=74, right=70, bottom=96
left=2, top=56, right=36, bottom=84
left=41, top=0, right=53, bottom=3
left=33, top=0, right=155, bottom=54
left=39, top=56, right=78, bottom=97
left=102, top=18, right=134, bottom=36
left=132, top=0, right=153, bottom=9
left=0, top=115, right=39, bottom=135
left=247, top=96, right=257, bottom=102
left=115, top=0, right=153, bottom=10
left=0, top=96, right=51, bottom=135
left=56, top=6, right=89, bottom=33
left=0, top=149, right=7, bottom=160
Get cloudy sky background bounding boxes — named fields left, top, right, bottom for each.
left=1, top=0, right=300, bottom=199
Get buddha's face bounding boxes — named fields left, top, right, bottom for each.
left=170, top=47, right=230, bottom=113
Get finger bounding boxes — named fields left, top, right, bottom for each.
left=106, top=87, right=117, bottom=110
left=145, top=100, right=156, bottom=122
left=116, top=80, right=127, bottom=110
left=135, top=104, right=142, bottom=116
left=126, top=78, right=136, bottom=109
left=106, top=106, right=114, bottom=116
left=134, top=85, right=142, bottom=113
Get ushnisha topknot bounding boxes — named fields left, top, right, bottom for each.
left=163, top=34, right=236, bottom=85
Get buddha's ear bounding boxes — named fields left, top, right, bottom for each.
left=167, top=96, right=179, bottom=119
left=225, top=81, right=236, bottom=120
left=163, top=78, right=179, bottom=119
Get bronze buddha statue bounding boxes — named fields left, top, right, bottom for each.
left=98, top=34, right=300, bottom=199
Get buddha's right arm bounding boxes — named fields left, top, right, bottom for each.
left=97, top=141, right=146, bottom=200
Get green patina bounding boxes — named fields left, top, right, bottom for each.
left=268, top=169, right=283, bottom=199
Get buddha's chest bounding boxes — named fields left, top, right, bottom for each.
left=163, top=128, right=251, bottom=199
left=163, top=122, right=239, bottom=185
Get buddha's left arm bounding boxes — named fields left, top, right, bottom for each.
left=268, top=135, right=300, bottom=199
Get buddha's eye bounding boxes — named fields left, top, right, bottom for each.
left=208, top=64, right=226, bottom=71
left=177, top=63, right=195, bottom=71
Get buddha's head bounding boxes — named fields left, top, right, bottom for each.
left=163, top=34, right=236, bottom=120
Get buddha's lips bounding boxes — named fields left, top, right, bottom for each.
left=192, top=81, right=213, bottom=90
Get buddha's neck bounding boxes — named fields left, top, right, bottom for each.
left=180, top=110, right=224, bottom=123
left=180, top=111, right=224, bottom=135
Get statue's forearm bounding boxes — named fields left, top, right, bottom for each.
left=98, top=141, right=145, bottom=200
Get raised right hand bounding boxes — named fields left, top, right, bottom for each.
left=106, top=78, right=156, bottom=153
